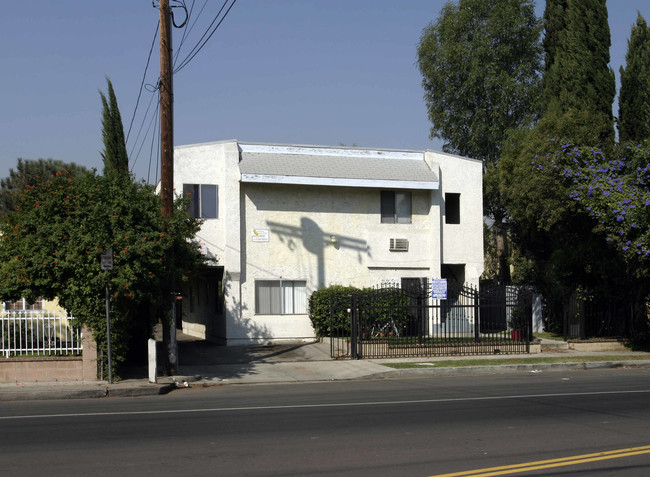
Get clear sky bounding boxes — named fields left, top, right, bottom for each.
left=2, top=1, right=649, bottom=184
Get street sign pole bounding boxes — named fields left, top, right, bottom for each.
left=105, top=285, right=113, bottom=384
left=101, top=249, right=114, bottom=384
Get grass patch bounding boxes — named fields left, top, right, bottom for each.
left=382, top=354, right=650, bottom=369
left=533, top=331, right=565, bottom=341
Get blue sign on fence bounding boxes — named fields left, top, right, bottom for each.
left=431, top=279, right=448, bottom=300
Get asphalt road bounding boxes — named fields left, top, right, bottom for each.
left=2, top=369, right=650, bottom=477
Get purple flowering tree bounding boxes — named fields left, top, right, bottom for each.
left=532, top=144, right=650, bottom=277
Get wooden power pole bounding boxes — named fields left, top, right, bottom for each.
left=159, top=0, right=178, bottom=374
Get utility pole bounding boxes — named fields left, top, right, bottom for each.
left=159, top=0, right=177, bottom=375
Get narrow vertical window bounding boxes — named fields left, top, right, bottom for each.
left=380, top=191, right=395, bottom=223
left=445, top=193, right=460, bottom=224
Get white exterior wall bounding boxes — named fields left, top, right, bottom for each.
left=174, top=141, right=483, bottom=345
left=425, top=151, right=484, bottom=286
left=238, top=184, right=438, bottom=344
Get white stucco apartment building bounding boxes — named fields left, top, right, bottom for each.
left=173, top=140, right=483, bottom=345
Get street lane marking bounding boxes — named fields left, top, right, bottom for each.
left=428, top=445, right=650, bottom=476
left=2, top=388, right=650, bottom=420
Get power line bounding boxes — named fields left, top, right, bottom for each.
left=147, top=103, right=161, bottom=185
left=126, top=21, right=159, bottom=148
left=129, top=92, right=159, bottom=173
left=173, top=0, right=208, bottom=68
left=173, top=0, right=237, bottom=74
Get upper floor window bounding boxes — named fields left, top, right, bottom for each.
left=445, top=193, right=460, bottom=224
left=381, top=191, right=411, bottom=224
left=183, top=184, right=218, bottom=219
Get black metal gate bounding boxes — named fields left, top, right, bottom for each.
left=329, top=281, right=532, bottom=359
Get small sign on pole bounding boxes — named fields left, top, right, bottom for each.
left=101, top=249, right=114, bottom=271
left=432, top=278, right=448, bottom=300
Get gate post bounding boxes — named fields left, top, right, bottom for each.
left=474, top=284, right=480, bottom=343
left=417, top=295, right=423, bottom=346
left=350, top=294, right=358, bottom=360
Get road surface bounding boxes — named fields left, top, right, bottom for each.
left=2, top=368, right=650, bottom=476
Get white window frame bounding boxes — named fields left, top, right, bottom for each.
left=255, top=280, right=307, bottom=315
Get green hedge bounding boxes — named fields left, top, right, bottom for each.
left=309, top=285, right=358, bottom=337
left=309, top=285, right=414, bottom=338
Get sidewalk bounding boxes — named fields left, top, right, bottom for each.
left=2, top=338, right=650, bottom=401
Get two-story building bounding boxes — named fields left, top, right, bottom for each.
left=173, top=140, right=483, bottom=345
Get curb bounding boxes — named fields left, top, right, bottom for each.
left=0, top=388, right=108, bottom=402
left=369, top=359, right=650, bottom=379
left=106, top=383, right=176, bottom=398
left=0, top=383, right=175, bottom=402
left=3, top=360, right=650, bottom=400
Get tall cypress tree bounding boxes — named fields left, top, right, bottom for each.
left=618, top=13, right=650, bottom=143
left=542, top=0, right=615, bottom=144
left=100, top=78, right=129, bottom=179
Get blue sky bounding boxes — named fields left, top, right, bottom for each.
left=2, top=1, right=649, bottom=184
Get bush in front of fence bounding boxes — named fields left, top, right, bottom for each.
left=309, top=285, right=414, bottom=338
left=309, top=285, right=358, bottom=337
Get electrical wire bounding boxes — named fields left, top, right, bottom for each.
left=174, top=0, right=208, bottom=68
left=126, top=21, right=159, bottom=149
left=173, top=0, right=237, bottom=74
left=136, top=0, right=237, bottom=183
left=147, top=103, right=161, bottom=185
left=129, top=91, right=159, bottom=171
left=170, top=0, right=189, bottom=28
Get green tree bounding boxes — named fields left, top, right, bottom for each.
left=0, top=159, right=87, bottom=216
left=542, top=0, right=616, bottom=144
left=0, top=170, right=202, bottom=376
left=501, top=0, right=619, bottom=331
left=553, top=144, right=650, bottom=276
left=524, top=142, right=650, bottom=340
left=618, top=13, right=650, bottom=143
left=100, top=78, right=129, bottom=179
left=417, top=0, right=543, bottom=284
left=417, top=0, right=542, bottom=164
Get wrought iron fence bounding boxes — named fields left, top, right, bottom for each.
left=0, top=311, right=82, bottom=358
left=330, top=281, right=532, bottom=359
left=563, top=289, right=629, bottom=340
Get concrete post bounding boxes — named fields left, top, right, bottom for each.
left=148, top=338, right=157, bottom=383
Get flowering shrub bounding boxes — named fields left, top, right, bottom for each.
left=0, top=170, right=204, bottom=375
left=532, top=143, right=650, bottom=273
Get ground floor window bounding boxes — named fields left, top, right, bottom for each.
left=255, top=280, right=307, bottom=314
left=3, top=298, right=44, bottom=312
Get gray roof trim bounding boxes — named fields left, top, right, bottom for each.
left=239, top=149, right=440, bottom=190
left=241, top=173, right=439, bottom=190
left=240, top=143, right=424, bottom=160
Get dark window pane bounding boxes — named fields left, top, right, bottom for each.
left=380, top=191, right=395, bottom=223
left=396, top=192, right=411, bottom=223
left=183, top=184, right=200, bottom=218
left=445, top=193, right=460, bottom=224
left=201, top=185, right=217, bottom=218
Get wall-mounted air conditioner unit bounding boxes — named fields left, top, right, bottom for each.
left=389, top=238, right=409, bottom=252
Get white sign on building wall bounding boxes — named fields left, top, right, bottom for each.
left=251, top=228, right=269, bottom=242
